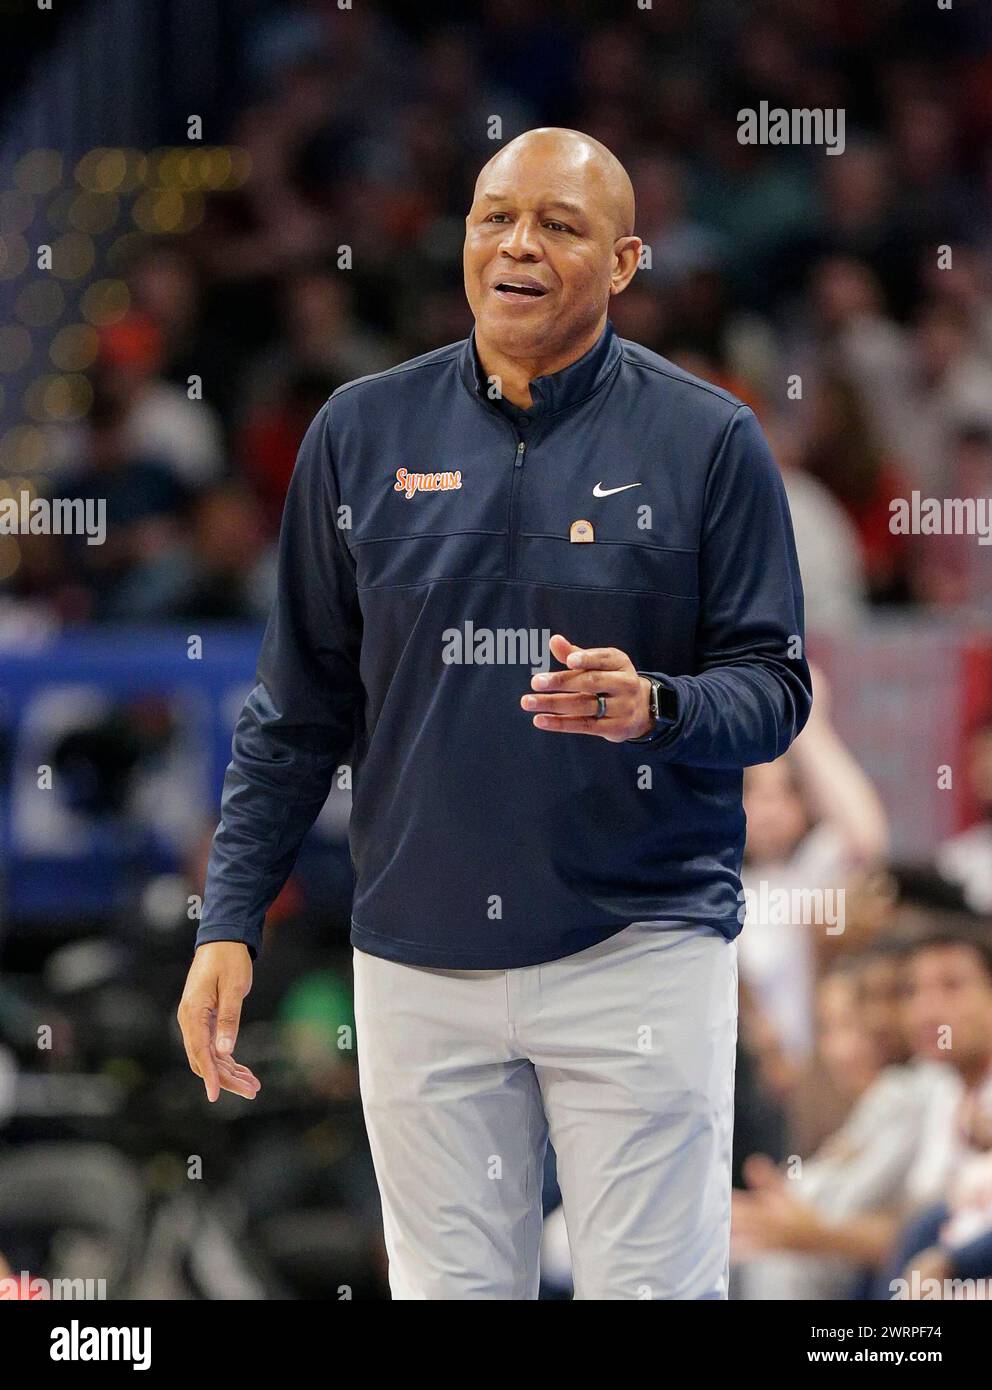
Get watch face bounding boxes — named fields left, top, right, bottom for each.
left=649, top=680, right=660, bottom=719
left=656, top=681, right=678, bottom=723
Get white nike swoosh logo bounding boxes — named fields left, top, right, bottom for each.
left=592, top=481, right=642, bottom=497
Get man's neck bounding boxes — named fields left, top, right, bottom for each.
left=474, top=316, right=607, bottom=409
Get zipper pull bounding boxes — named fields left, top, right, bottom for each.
left=515, top=441, right=526, bottom=466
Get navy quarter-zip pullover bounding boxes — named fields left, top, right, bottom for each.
left=197, top=321, right=812, bottom=967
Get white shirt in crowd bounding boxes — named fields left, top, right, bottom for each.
left=936, top=821, right=992, bottom=915
left=738, top=1060, right=955, bottom=1300
left=739, top=822, right=850, bottom=1062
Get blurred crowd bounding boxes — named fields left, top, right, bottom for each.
left=727, top=672, right=992, bottom=1301
left=5, top=0, right=992, bottom=625
left=2, top=0, right=992, bottom=1299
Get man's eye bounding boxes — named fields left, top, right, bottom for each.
left=486, top=213, right=510, bottom=223
left=545, top=222, right=573, bottom=234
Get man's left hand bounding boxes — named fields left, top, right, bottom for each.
left=521, top=634, right=654, bottom=743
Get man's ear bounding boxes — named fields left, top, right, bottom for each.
left=610, top=236, right=642, bottom=296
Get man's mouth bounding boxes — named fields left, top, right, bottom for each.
left=492, top=280, right=549, bottom=301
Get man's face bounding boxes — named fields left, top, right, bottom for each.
left=816, top=975, right=881, bottom=1095
left=903, top=944, right=992, bottom=1065
left=857, top=958, right=907, bottom=1065
left=463, top=145, right=629, bottom=362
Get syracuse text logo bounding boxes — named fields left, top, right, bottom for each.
left=0, top=489, right=106, bottom=545
left=394, top=468, right=463, bottom=499
left=737, top=101, right=845, bottom=156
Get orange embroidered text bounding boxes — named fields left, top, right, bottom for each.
left=394, top=468, right=463, bottom=499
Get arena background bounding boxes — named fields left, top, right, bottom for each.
left=0, top=0, right=991, bottom=1303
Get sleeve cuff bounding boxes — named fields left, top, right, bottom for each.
left=194, top=925, right=260, bottom=961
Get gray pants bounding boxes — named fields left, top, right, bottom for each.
left=353, top=920, right=738, bottom=1300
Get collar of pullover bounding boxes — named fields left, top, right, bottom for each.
left=461, top=319, right=622, bottom=424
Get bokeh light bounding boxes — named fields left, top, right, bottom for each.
left=49, top=231, right=97, bottom=279
left=80, top=278, right=130, bottom=325
left=14, top=149, right=63, bottom=195
left=199, top=147, right=233, bottom=188
left=68, top=191, right=120, bottom=235
left=43, top=189, right=76, bottom=232
left=75, top=147, right=127, bottom=194
left=131, top=188, right=203, bottom=233
left=0, top=233, right=31, bottom=280
left=0, top=190, right=35, bottom=235
left=144, top=148, right=176, bottom=189
left=0, top=425, right=50, bottom=473
left=0, top=325, right=33, bottom=372
left=0, top=536, right=22, bottom=583
left=49, top=323, right=100, bottom=372
left=115, top=149, right=150, bottom=194
left=23, top=373, right=93, bottom=423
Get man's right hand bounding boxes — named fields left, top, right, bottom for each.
left=177, top=941, right=261, bottom=1103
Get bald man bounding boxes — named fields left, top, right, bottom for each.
left=180, top=128, right=812, bottom=1299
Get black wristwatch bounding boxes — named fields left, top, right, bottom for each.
left=627, top=674, right=680, bottom=744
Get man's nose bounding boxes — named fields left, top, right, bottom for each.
left=498, top=216, right=542, bottom=259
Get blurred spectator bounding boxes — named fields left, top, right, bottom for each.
left=900, top=928, right=992, bottom=1211
left=780, top=141, right=921, bottom=320
left=52, top=393, right=190, bottom=621
left=165, top=483, right=275, bottom=623
left=764, top=412, right=868, bottom=631
left=665, top=268, right=781, bottom=404
left=913, top=426, right=992, bottom=609
left=800, top=373, right=913, bottom=605
left=739, top=665, right=889, bottom=1074
left=242, top=269, right=395, bottom=416
left=239, top=370, right=338, bottom=531
left=734, top=947, right=947, bottom=1300
left=629, top=152, right=728, bottom=286
left=936, top=722, right=992, bottom=914
left=88, top=313, right=225, bottom=488
left=871, top=927, right=992, bottom=1297
left=125, top=241, right=249, bottom=429
left=901, top=300, right=992, bottom=492
left=796, top=255, right=915, bottom=470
